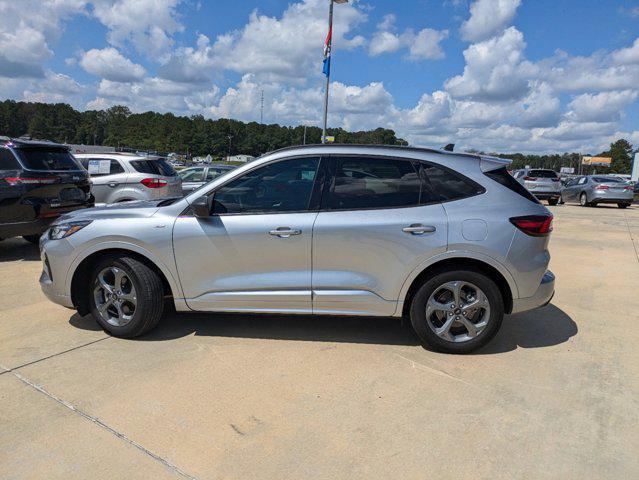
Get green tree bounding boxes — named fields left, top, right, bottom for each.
left=599, top=139, right=633, bottom=174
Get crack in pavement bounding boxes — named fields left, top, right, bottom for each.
left=622, top=211, right=639, bottom=264
left=7, top=369, right=199, bottom=480
left=0, top=336, right=110, bottom=375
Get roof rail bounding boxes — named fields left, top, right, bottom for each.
left=264, top=143, right=472, bottom=158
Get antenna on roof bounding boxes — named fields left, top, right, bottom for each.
left=443, top=143, right=454, bottom=152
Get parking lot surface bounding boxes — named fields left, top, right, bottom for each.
left=1, top=204, right=638, bottom=479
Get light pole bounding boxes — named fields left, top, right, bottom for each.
left=322, top=0, right=348, bottom=144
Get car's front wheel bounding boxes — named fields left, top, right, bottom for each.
left=409, top=270, right=504, bottom=354
left=618, top=203, right=629, bottom=209
left=579, top=192, right=590, bottom=207
left=548, top=198, right=558, bottom=206
left=89, top=255, right=164, bottom=338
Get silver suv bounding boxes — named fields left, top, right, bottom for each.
left=513, top=168, right=561, bottom=205
left=40, top=145, right=555, bottom=354
left=75, top=153, right=182, bottom=205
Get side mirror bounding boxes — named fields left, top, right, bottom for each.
left=192, top=195, right=211, bottom=218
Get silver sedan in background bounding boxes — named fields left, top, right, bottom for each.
left=561, top=175, right=634, bottom=208
left=178, top=164, right=236, bottom=195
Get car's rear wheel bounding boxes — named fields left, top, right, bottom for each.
left=579, top=192, right=590, bottom=207
left=22, top=235, right=41, bottom=245
left=409, top=270, right=504, bottom=354
left=89, top=255, right=164, bottom=338
left=547, top=198, right=558, bottom=206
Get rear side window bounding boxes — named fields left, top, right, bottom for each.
left=528, top=170, right=558, bottom=178
left=130, top=159, right=177, bottom=176
left=16, top=148, right=80, bottom=171
left=327, top=157, right=421, bottom=210
left=80, top=158, right=125, bottom=176
left=592, top=176, right=621, bottom=183
left=0, top=148, right=18, bottom=169
left=484, top=167, right=540, bottom=204
left=419, top=163, right=484, bottom=203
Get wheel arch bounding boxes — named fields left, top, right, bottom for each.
left=70, top=247, right=176, bottom=315
left=399, top=256, right=515, bottom=317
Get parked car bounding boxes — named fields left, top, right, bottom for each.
left=75, top=153, right=182, bottom=205
left=40, top=144, right=555, bottom=354
left=0, top=137, right=93, bottom=244
left=560, top=175, right=634, bottom=208
left=512, top=168, right=561, bottom=205
left=178, top=164, right=235, bottom=195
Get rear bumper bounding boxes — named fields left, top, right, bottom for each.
left=0, top=202, right=94, bottom=239
left=511, top=270, right=555, bottom=314
left=532, top=191, right=560, bottom=200
left=591, top=196, right=633, bottom=204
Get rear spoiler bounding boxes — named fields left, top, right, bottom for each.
left=480, top=155, right=512, bottom=172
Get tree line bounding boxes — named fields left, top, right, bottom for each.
left=0, top=100, right=634, bottom=173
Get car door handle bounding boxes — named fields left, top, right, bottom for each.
left=108, top=181, right=119, bottom=188
left=402, top=224, right=436, bottom=235
left=269, top=227, right=302, bottom=238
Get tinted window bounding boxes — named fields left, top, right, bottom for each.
left=130, top=159, right=177, bottom=176
left=484, top=167, right=540, bottom=204
left=421, top=163, right=484, bottom=202
left=179, top=168, right=206, bottom=182
left=16, top=148, right=80, bottom=171
left=528, top=170, right=558, bottom=178
left=0, top=148, right=18, bottom=169
left=213, top=157, right=319, bottom=214
left=80, top=158, right=125, bottom=176
left=328, top=157, right=420, bottom=210
left=592, top=176, right=621, bottom=183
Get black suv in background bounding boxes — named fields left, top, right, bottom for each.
left=0, top=137, right=94, bottom=244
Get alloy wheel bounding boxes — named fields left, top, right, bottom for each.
left=425, top=281, right=490, bottom=343
left=93, top=266, right=137, bottom=327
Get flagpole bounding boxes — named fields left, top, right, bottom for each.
left=322, top=0, right=334, bottom=144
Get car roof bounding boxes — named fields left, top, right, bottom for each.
left=1, top=136, right=69, bottom=150
left=74, top=152, right=159, bottom=161
left=261, top=143, right=511, bottom=172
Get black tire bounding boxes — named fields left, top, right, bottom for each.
left=579, top=192, right=589, bottom=207
left=409, top=269, right=504, bottom=354
left=618, top=203, right=629, bottom=209
left=22, top=235, right=41, bottom=244
left=547, top=198, right=558, bottom=206
left=88, top=255, right=164, bottom=338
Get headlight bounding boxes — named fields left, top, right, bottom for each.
left=49, top=220, right=92, bottom=240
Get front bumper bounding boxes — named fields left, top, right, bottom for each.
left=511, top=270, right=555, bottom=314
left=39, top=236, right=76, bottom=309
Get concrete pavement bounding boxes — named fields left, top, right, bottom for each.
left=1, top=204, right=638, bottom=479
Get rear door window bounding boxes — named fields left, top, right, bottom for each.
left=16, top=148, right=81, bottom=171
left=81, top=158, right=125, bottom=176
left=326, top=157, right=420, bottom=210
left=0, top=149, right=18, bottom=170
left=130, top=159, right=177, bottom=176
left=420, top=163, right=485, bottom=203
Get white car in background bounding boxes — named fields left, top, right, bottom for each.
left=75, top=153, right=182, bottom=205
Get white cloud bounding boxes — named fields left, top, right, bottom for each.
left=518, top=82, right=561, bottom=128
left=409, top=29, right=449, bottom=60
left=565, top=90, right=638, bottom=123
left=23, top=72, right=84, bottom=103
left=612, top=38, right=639, bottom=65
left=91, top=0, right=184, bottom=61
left=0, top=0, right=87, bottom=78
left=368, top=14, right=448, bottom=60
left=445, top=27, right=536, bottom=101
left=460, top=0, right=521, bottom=42
left=80, top=48, right=146, bottom=82
left=164, top=0, right=366, bottom=84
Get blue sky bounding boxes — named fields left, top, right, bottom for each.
left=1, top=0, right=638, bottom=153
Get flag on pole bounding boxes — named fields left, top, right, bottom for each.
left=322, top=26, right=332, bottom=77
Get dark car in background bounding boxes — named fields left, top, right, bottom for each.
left=0, top=137, right=93, bottom=244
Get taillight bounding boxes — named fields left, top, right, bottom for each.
left=595, top=185, right=609, bottom=190
left=140, top=178, right=167, bottom=188
left=523, top=176, right=537, bottom=181
left=624, top=185, right=633, bottom=191
left=5, top=176, right=57, bottom=185
left=510, top=215, right=553, bottom=236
